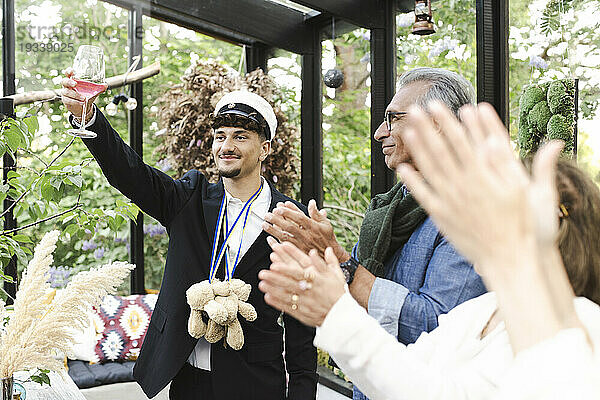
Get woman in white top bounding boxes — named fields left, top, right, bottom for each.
left=258, top=103, right=600, bottom=399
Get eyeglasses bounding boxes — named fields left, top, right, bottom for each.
left=385, top=111, right=408, bottom=131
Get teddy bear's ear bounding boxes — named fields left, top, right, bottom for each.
left=187, top=282, right=210, bottom=306
left=233, top=284, right=251, bottom=302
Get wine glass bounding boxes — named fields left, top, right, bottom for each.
left=67, top=45, right=107, bottom=139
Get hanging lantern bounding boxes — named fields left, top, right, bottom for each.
left=125, top=97, right=138, bottom=111
left=412, top=0, right=435, bottom=36
left=105, top=99, right=118, bottom=116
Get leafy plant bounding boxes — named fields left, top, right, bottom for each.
left=29, top=369, right=51, bottom=386
left=0, top=112, right=140, bottom=291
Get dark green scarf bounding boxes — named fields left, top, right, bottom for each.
left=357, top=182, right=428, bottom=278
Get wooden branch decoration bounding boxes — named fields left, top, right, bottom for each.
left=8, top=61, right=161, bottom=106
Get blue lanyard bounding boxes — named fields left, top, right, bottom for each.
left=224, top=197, right=254, bottom=280
left=209, top=182, right=263, bottom=282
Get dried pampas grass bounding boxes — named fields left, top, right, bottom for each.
left=0, top=230, right=134, bottom=378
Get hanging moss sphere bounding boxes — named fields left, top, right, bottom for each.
left=518, top=120, right=534, bottom=152
left=323, top=69, right=344, bottom=89
left=547, top=81, right=573, bottom=115
left=528, top=102, right=552, bottom=134
left=547, top=114, right=573, bottom=143
left=520, top=85, right=546, bottom=114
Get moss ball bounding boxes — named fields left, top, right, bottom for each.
left=547, top=80, right=574, bottom=115
left=520, top=85, right=546, bottom=115
left=528, top=102, right=552, bottom=134
left=547, top=114, right=573, bottom=143
left=562, top=79, right=576, bottom=96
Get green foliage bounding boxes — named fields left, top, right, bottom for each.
left=540, top=0, right=584, bottom=35
left=520, top=85, right=547, bottom=115
left=322, top=92, right=370, bottom=251
left=547, top=80, right=575, bottom=115
left=547, top=114, right=575, bottom=153
left=29, top=369, right=51, bottom=386
left=518, top=79, right=576, bottom=159
left=529, top=101, right=552, bottom=133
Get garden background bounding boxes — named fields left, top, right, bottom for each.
left=1, top=0, right=599, bottom=294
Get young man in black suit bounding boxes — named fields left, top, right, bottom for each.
left=61, top=78, right=317, bottom=399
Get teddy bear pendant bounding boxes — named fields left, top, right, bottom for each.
left=186, top=278, right=257, bottom=350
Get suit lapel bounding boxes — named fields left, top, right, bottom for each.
left=234, top=181, right=287, bottom=280
left=202, top=179, right=225, bottom=250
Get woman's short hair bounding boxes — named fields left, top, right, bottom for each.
left=556, top=159, right=600, bottom=305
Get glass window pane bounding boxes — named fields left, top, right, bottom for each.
left=509, top=0, right=600, bottom=178
left=14, top=0, right=130, bottom=291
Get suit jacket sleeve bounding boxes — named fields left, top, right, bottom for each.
left=71, top=109, right=196, bottom=226
left=279, top=199, right=317, bottom=399
left=284, top=312, right=318, bottom=399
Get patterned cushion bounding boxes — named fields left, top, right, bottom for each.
left=93, top=294, right=157, bottom=363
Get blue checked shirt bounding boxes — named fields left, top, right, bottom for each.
left=351, top=216, right=487, bottom=400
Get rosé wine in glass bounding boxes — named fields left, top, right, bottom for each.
left=67, top=45, right=106, bottom=139
left=73, top=79, right=107, bottom=99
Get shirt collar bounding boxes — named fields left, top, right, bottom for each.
left=224, top=177, right=271, bottom=216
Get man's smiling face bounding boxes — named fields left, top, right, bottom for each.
left=212, top=126, right=268, bottom=179
left=373, top=81, right=432, bottom=170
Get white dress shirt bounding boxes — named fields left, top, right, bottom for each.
left=187, top=178, right=271, bottom=370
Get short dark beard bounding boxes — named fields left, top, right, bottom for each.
left=218, top=167, right=241, bottom=178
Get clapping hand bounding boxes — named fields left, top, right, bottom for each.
left=258, top=237, right=346, bottom=327
left=262, top=200, right=349, bottom=261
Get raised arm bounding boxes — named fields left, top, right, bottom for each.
left=61, top=75, right=198, bottom=226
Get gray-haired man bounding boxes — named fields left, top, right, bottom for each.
left=263, top=67, right=487, bottom=400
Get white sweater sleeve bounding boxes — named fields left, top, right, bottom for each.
left=314, top=292, right=498, bottom=400
left=492, top=328, right=600, bottom=400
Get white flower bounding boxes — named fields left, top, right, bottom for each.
left=529, top=55, right=549, bottom=70
left=427, top=36, right=459, bottom=58
left=404, top=54, right=418, bottom=65
left=398, top=12, right=415, bottom=28
left=428, top=37, right=459, bottom=58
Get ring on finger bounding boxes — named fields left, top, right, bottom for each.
left=282, top=231, right=294, bottom=241
left=298, top=279, right=312, bottom=291
left=303, top=270, right=315, bottom=281
left=291, top=293, right=299, bottom=311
